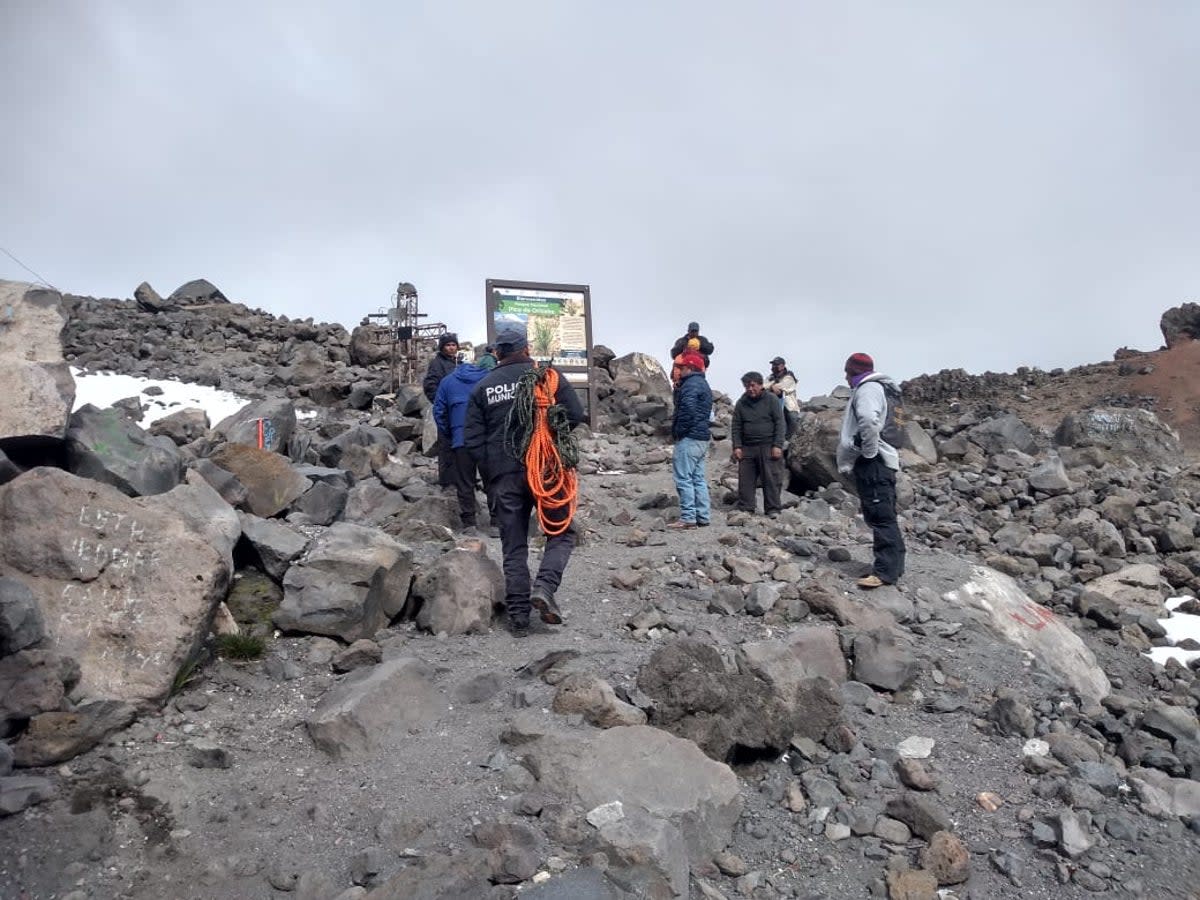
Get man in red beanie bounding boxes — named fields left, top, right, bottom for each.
left=668, top=351, right=713, bottom=529
left=836, top=352, right=906, bottom=589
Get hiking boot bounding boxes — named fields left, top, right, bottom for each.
left=531, top=589, right=563, bottom=625
left=696, top=519, right=711, bottom=527
left=666, top=520, right=696, bottom=530
left=506, top=615, right=531, bottom=638
left=856, top=574, right=890, bottom=590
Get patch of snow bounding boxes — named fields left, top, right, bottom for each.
left=1146, top=596, right=1200, bottom=668
left=71, top=367, right=251, bottom=427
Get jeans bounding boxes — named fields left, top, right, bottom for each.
left=853, top=455, right=906, bottom=583
left=737, top=444, right=784, bottom=514
left=672, top=437, right=711, bottom=523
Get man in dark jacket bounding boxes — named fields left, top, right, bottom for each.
left=423, top=332, right=459, bottom=487
left=433, top=361, right=490, bottom=531
left=731, top=371, right=786, bottom=518
left=669, top=321, right=715, bottom=369
left=668, top=351, right=713, bottom=529
left=464, top=327, right=584, bottom=637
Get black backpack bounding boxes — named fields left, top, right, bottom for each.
left=879, top=381, right=908, bottom=449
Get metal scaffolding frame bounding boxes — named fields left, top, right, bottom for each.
left=363, top=282, right=446, bottom=392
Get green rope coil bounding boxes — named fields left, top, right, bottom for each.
left=504, top=366, right=580, bottom=469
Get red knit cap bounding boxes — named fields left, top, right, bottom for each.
left=679, top=351, right=706, bottom=371
left=844, top=352, right=874, bottom=375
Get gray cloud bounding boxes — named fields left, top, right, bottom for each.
left=3, top=1, right=1197, bottom=397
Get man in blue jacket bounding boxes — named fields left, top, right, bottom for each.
left=668, top=351, right=713, bottom=529
left=433, top=360, right=490, bottom=531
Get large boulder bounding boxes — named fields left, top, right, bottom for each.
left=0, top=649, right=79, bottom=728
left=785, top=408, right=845, bottom=493
left=942, top=566, right=1110, bottom=704
left=0, top=278, right=75, bottom=441
left=609, top=353, right=671, bottom=401
left=1085, top=564, right=1167, bottom=614
left=0, top=468, right=229, bottom=707
left=148, top=408, right=210, bottom=445
left=207, top=443, right=310, bottom=517
left=411, top=544, right=502, bottom=635
left=274, top=523, right=413, bottom=641
left=350, top=324, right=392, bottom=367
left=12, top=700, right=138, bottom=766
left=0, top=576, right=46, bottom=656
left=318, top=425, right=397, bottom=474
left=237, top=512, right=307, bottom=581
left=167, top=278, right=228, bottom=305
left=65, top=405, right=185, bottom=497
left=523, top=724, right=742, bottom=873
left=133, top=281, right=166, bottom=312
left=637, top=638, right=842, bottom=761
left=1054, top=407, right=1180, bottom=464
left=0, top=281, right=75, bottom=441
left=1160, top=302, right=1200, bottom=348
left=966, top=413, right=1037, bottom=456
left=161, top=470, right=241, bottom=574
left=738, top=626, right=848, bottom=689
left=307, top=656, right=445, bottom=759
left=213, top=398, right=296, bottom=454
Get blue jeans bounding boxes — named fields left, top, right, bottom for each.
left=672, top=438, right=711, bottom=523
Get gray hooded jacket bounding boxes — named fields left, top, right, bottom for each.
left=837, top=373, right=900, bottom=473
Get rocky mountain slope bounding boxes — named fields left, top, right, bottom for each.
left=1, top=278, right=1199, bottom=900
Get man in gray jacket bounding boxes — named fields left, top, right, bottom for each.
left=732, top=371, right=786, bottom=518
left=836, top=352, right=906, bottom=589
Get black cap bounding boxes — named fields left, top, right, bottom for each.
left=770, top=356, right=785, bottom=365
left=495, top=326, right=528, bottom=354
left=687, top=321, right=700, bottom=332
left=437, top=332, right=458, bottom=349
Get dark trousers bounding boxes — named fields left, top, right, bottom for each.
left=436, top=435, right=454, bottom=487
left=853, top=456, right=906, bottom=583
left=492, top=471, right=576, bottom=622
left=450, top=448, right=479, bottom=527
left=737, top=444, right=784, bottom=514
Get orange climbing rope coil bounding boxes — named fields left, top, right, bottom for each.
left=508, top=364, right=579, bottom=536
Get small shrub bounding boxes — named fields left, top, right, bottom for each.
left=216, top=633, right=265, bottom=660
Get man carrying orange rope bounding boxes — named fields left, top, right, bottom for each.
left=464, top=325, right=584, bottom=638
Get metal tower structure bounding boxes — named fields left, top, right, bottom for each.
left=363, top=282, right=446, bottom=391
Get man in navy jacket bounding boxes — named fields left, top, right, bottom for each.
left=668, top=351, right=713, bottom=529
left=464, top=327, right=584, bottom=637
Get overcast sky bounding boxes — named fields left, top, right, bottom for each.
left=3, top=2, right=1197, bottom=397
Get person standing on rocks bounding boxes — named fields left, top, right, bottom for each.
left=669, top=321, right=714, bottom=369
left=731, top=371, right=786, bottom=518
left=464, top=326, right=585, bottom=637
left=423, top=332, right=460, bottom=489
left=668, top=351, right=713, bottom=529
left=766, top=355, right=800, bottom=439
left=433, top=359, right=491, bottom=533
left=836, top=352, right=906, bottom=589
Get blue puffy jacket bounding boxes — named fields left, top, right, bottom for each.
left=433, top=364, right=489, bottom=448
left=672, top=371, right=713, bottom=441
